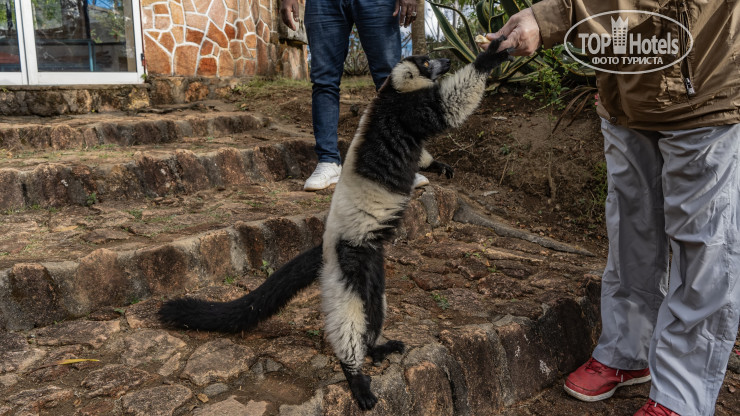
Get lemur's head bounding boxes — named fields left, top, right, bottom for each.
left=389, top=56, right=451, bottom=93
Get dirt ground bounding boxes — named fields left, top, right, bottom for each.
left=232, top=77, right=609, bottom=258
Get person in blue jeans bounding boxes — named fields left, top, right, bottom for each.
left=281, top=0, right=430, bottom=191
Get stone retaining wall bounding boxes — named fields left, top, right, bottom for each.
left=141, top=0, right=308, bottom=79
left=1, top=112, right=267, bottom=151
left=0, top=76, right=266, bottom=116
left=0, top=85, right=151, bottom=117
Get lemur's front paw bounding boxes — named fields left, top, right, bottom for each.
left=485, top=35, right=505, bottom=52
left=474, top=36, right=509, bottom=72
left=426, top=160, right=454, bottom=179
left=439, top=163, right=455, bottom=179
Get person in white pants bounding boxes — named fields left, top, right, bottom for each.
left=594, top=120, right=740, bottom=415
left=486, top=1, right=740, bottom=414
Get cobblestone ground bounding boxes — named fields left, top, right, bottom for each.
left=1, top=219, right=737, bottom=415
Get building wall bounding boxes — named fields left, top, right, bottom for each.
left=140, top=0, right=307, bottom=78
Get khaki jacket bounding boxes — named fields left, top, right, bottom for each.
left=531, top=0, right=740, bottom=130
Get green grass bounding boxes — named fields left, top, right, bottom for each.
left=232, top=76, right=373, bottom=103
left=432, top=293, right=450, bottom=310
left=578, top=161, right=609, bottom=221
left=260, top=259, right=274, bottom=277
left=92, top=144, right=118, bottom=151
left=86, top=192, right=98, bottom=206
left=340, top=76, right=375, bottom=89
left=232, top=77, right=312, bottom=98
left=592, top=161, right=608, bottom=209
left=147, top=215, right=173, bottom=223
left=127, top=209, right=143, bottom=220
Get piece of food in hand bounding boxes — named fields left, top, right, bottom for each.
left=475, top=34, right=489, bottom=44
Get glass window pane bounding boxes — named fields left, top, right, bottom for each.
left=33, top=0, right=136, bottom=72
left=0, top=0, right=21, bottom=73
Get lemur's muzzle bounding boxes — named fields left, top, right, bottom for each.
left=429, top=58, right=451, bottom=81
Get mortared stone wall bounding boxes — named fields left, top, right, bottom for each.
left=140, top=0, right=308, bottom=79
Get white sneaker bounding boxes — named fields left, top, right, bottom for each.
left=304, top=162, right=342, bottom=191
left=413, top=173, right=430, bottom=188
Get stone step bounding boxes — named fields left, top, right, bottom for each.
left=0, top=178, right=329, bottom=268
left=0, top=138, right=322, bottom=211
left=0, top=184, right=463, bottom=331
left=0, top=102, right=278, bottom=152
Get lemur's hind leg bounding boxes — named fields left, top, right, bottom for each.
left=352, top=244, right=406, bottom=366
left=322, top=275, right=377, bottom=410
left=340, top=363, right=376, bottom=410
left=322, top=240, right=387, bottom=410
left=419, top=148, right=454, bottom=179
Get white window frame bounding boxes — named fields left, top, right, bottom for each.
left=3, top=0, right=144, bottom=86
left=0, top=0, right=27, bottom=85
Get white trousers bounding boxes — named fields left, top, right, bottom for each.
left=592, top=120, right=740, bottom=416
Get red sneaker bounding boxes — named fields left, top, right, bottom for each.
left=634, top=399, right=680, bottom=416
left=564, top=357, right=651, bottom=402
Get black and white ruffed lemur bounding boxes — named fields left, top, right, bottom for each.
left=159, top=38, right=509, bottom=410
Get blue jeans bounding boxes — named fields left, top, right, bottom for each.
left=305, top=0, right=401, bottom=164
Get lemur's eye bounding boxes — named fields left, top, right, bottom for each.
left=423, top=61, right=430, bottom=67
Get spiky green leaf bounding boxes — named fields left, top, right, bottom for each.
left=432, top=45, right=476, bottom=63
left=428, top=2, right=477, bottom=63
left=500, top=0, right=524, bottom=16
left=475, top=0, right=500, bottom=31
left=490, top=13, right=506, bottom=32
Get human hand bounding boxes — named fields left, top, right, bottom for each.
left=487, top=8, right=541, bottom=55
left=280, top=0, right=300, bottom=31
left=394, top=0, right=418, bottom=28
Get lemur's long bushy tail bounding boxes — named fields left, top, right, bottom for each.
left=158, top=244, right=323, bottom=332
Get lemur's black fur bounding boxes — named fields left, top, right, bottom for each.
left=159, top=39, right=508, bottom=410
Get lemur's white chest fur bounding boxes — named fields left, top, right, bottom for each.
left=324, top=112, right=409, bottom=247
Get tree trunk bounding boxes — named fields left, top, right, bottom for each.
left=411, top=0, right=427, bottom=55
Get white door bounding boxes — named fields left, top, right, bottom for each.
left=1, top=0, right=143, bottom=85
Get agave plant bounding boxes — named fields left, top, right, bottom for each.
left=429, top=0, right=535, bottom=83
left=428, top=0, right=594, bottom=83
left=428, top=1, right=478, bottom=63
